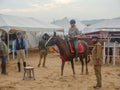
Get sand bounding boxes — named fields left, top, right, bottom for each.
left=0, top=50, right=120, bottom=90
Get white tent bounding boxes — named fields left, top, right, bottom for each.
left=83, top=19, right=120, bottom=33
left=26, top=33, right=38, bottom=48
left=0, top=14, right=64, bottom=59
left=0, top=14, right=64, bottom=32
left=0, top=14, right=64, bottom=48
left=52, top=17, right=86, bottom=34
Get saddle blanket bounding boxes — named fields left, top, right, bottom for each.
left=68, top=42, right=84, bottom=53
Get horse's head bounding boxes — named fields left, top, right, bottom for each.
left=42, top=33, right=50, bottom=41
left=45, top=36, right=58, bottom=46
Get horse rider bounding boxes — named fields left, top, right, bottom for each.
left=0, top=35, right=8, bottom=74
left=92, top=36, right=103, bottom=89
left=38, top=33, right=49, bottom=67
left=68, top=19, right=81, bottom=61
left=14, top=32, right=27, bottom=72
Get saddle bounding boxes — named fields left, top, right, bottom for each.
left=67, top=41, right=84, bottom=53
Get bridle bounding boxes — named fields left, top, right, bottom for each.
left=45, top=36, right=52, bottom=47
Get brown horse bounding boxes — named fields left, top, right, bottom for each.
left=46, top=35, right=90, bottom=76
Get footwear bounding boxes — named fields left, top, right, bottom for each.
left=1, top=64, right=8, bottom=75
left=93, top=85, right=101, bottom=89
left=23, top=62, right=26, bottom=67
left=1, top=64, right=3, bottom=74
left=17, top=62, right=21, bottom=72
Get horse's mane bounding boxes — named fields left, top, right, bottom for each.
left=56, top=36, right=66, bottom=43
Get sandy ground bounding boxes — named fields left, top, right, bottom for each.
left=0, top=50, right=120, bottom=90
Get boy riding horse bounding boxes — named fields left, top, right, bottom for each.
left=68, top=19, right=81, bottom=61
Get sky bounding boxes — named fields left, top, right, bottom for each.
left=0, top=0, right=120, bottom=22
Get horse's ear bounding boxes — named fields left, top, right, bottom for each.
left=53, top=32, right=56, bottom=37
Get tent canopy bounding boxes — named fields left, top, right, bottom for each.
left=83, top=19, right=120, bottom=33
left=0, top=14, right=64, bottom=33
left=52, top=17, right=86, bottom=34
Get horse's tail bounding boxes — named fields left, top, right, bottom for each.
left=87, top=55, right=91, bottom=63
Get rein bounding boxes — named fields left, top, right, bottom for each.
left=51, top=47, right=68, bottom=62
left=46, top=36, right=68, bottom=62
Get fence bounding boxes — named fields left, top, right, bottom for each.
left=103, top=41, right=120, bottom=66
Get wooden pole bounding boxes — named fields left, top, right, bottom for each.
left=103, top=42, right=106, bottom=64
left=7, top=33, right=10, bottom=60
left=113, top=42, right=116, bottom=66
left=107, top=38, right=110, bottom=64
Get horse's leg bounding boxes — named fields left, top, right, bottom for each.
left=61, top=60, right=65, bottom=76
left=70, top=59, right=75, bottom=76
left=80, top=56, right=84, bottom=75
left=38, top=54, right=43, bottom=67
left=42, top=54, right=47, bottom=67
left=85, top=55, right=89, bottom=75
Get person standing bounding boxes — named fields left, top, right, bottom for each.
left=92, top=36, right=103, bottom=89
left=14, top=32, right=27, bottom=72
left=68, top=19, right=81, bottom=61
left=1, top=33, right=7, bottom=45
left=38, top=33, right=49, bottom=67
left=0, top=35, right=8, bottom=74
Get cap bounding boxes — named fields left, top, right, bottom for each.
left=70, top=19, right=76, bottom=24
left=17, top=32, right=22, bottom=35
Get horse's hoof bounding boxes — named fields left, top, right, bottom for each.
left=73, top=74, right=76, bottom=78
left=38, top=64, right=40, bottom=67
left=43, top=66, right=47, bottom=68
left=59, top=76, right=63, bottom=79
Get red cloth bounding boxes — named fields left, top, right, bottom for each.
left=78, top=43, right=84, bottom=53
left=52, top=47, right=67, bottom=62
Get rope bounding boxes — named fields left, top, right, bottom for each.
left=51, top=47, right=67, bottom=62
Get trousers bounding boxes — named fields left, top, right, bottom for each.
left=94, top=65, right=102, bottom=86
left=0, top=56, right=7, bottom=65
left=70, top=38, right=78, bottom=57
left=17, top=49, right=26, bottom=62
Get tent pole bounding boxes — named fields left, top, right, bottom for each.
left=7, top=33, right=10, bottom=60
left=12, top=41, right=15, bottom=59
left=25, top=32, right=28, bottom=58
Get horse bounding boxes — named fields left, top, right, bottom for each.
left=38, top=33, right=50, bottom=67
left=46, top=35, right=90, bottom=76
